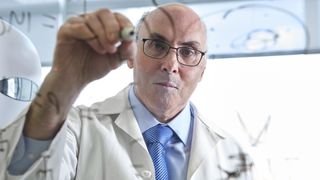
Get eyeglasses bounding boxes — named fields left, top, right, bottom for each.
left=142, top=38, right=206, bottom=67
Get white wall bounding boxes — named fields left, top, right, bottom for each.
left=193, top=55, right=320, bottom=179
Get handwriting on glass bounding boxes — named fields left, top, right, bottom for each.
left=0, top=10, right=57, bottom=37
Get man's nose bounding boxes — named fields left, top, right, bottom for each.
left=160, top=49, right=179, bottom=73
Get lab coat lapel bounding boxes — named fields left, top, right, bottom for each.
left=94, top=86, right=154, bottom=176
left=95, top=85, right=148, bottom=150
left=114, top=107, right=155, bottom=173
left=187, top=116, right=223, bottom=180
left=115, top=109, right=148, bottom=150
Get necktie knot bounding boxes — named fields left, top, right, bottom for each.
left=144, top=124, right=173, bottom=146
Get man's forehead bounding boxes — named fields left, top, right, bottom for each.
left=147, top=32, right=202, bottom=49
left=148, top=4, right=201, bottom=26
left=140, top=5, right=206, bottom=45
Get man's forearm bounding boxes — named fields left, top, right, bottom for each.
left=23, top=71, right=86, bottom=140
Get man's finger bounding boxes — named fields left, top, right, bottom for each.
left=96, top=9, right=121, bottom=44
left=114, top=12, right=135, bottom=40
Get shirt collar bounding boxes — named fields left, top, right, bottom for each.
left=128, top=85, right=192, bottom=146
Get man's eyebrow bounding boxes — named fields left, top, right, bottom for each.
left=148, top=33, right=202, bottom=49
left=181, top=41, right=201, bottom=48
left=149, top=33, right=167, bottom=41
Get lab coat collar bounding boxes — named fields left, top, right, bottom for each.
left=92, top=84, right=148, bottom=150
left=92, top=85, right=132, bottom=115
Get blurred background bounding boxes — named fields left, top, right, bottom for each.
left=1, top=0, right=320, bottom=179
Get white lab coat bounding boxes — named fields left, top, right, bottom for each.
left=0, top=86, right=253, bottom=180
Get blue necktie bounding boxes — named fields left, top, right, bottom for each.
left=143, top=124, right=173, bottom=180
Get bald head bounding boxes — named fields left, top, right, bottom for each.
left=136, top=3, right=207, bottom=48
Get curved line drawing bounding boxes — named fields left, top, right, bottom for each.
left=201, top=3, right=310, bottom=56
left=223, top=4, right=309, bottom=51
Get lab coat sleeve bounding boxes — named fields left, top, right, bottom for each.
left=0, top=107, right=80, bottom=180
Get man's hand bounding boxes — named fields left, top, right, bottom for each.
left=54, top=8, right=136, bottom=84
left=24, top=9, right=136, bottom=139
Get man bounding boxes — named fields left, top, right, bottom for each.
left=1, top=3, right=253, bottom=180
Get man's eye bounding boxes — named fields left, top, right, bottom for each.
left=151, top=41, right=167, bottom=51
left=179, top=48, right=196, bottom=57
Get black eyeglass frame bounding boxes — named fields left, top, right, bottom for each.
left=141, top=38, right=207, bottom=67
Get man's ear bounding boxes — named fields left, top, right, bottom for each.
left=199, top=60, right=207, bottom=82
left=199, top=67, right=206, bottom=82
left=127, top=58, right=134, bottom=69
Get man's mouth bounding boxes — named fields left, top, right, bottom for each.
left=154, top=82, right=178, bottom=89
